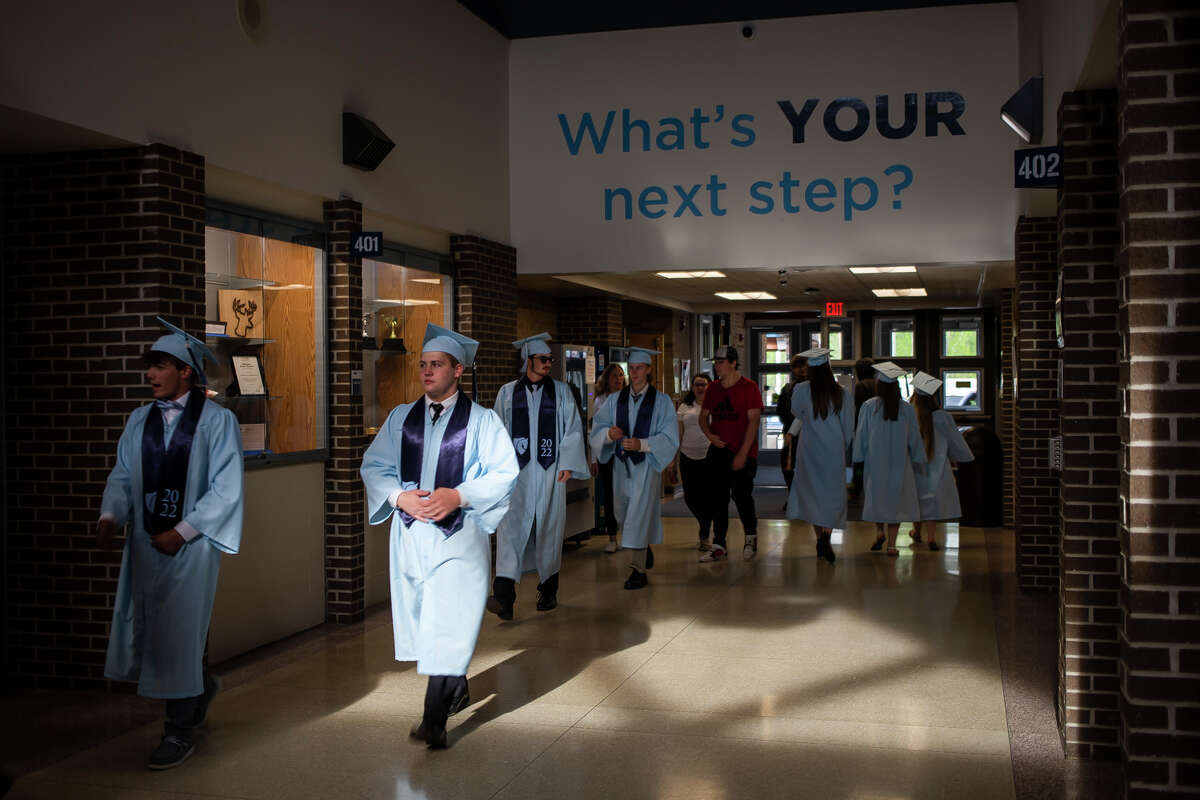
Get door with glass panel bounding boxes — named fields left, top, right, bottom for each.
left=750, top=328, right=796, bottom=470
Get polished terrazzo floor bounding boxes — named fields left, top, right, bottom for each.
left=9, top=520, right=1023, bottom=799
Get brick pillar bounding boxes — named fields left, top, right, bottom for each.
left=2, top=144, right=205, bottom=687
left=1056, top=89, right=1123, bottom=760
left=322, top=199, right=366, bottom=624
left=1014, top=215, right=1061, bottom=592
left=999, top=288, right=1016, bottom=527
left=451, top=235, right=517, bottom=406
left=557, top=295, right=624, bottom=345
left=1117, top=2, right=1200, bottom=795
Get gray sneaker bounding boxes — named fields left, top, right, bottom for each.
left=147, top=735, right=194, bottom=770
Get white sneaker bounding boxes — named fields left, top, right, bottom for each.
left=604, top=539, right=618, bottom=554
left=743, top=535, right=758, bottom=560
left=699, top=545, right=727, bottom=562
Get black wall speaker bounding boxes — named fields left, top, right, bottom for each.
left=343, top=112, right=395, bottom=171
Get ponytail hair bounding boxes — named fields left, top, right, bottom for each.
left=910, top=392, right=937, bottom=459
left=878, top=379, right=900, bottom=421
left=808, top=362, right=844, bottom=420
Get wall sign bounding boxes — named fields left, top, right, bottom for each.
left=1014, top=146, right=1062, bottom=188
left=825, top=301, right=844, bottom=317
left=351, top=232, right=383, bottom=258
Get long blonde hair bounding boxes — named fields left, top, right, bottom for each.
left=910, top=393, right=937, bottom=460
left=595, top=363, right=625, bottom=398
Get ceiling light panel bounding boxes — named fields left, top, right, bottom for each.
left=656, top=270, right=726, bottom=279
left=872, top=288, right=928, bottom=298
left=715, top=291, right=776, bottom=300
left=849, top=266, right=917, bottom=274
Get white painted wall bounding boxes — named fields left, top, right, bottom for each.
left=510, top=5, right=1019, bottom=274
left=0, top=0, right=510, bottom=243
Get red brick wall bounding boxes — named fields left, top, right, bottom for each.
left=451, top=235, right=517, bottom=406
left=2, top=144, right=205, bottom=688
left=1117, top=2, right=1200, bottom=795
left=1015, top=215, right=1062, bottom=592
left=323, top=199, right=366, bottom=624
left=1056, top=89, right=1123, bottom=760
left=558, top=295, right=624, bottom=346
left=999, top=289, right=1016, bottom=527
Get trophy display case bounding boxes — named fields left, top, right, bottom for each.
left=204, top=226, right=328, bottom=456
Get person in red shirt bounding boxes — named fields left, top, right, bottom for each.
left=698, top=346, right=764, bottom=561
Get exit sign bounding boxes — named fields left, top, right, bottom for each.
left=825, top=301, right=844, bottom=317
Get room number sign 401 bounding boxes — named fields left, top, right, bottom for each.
left=1013, top=146, right=1062, bottom=188
left=351, top=232, right=383, bottom=257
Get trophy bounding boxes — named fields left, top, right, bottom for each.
left=381, top=314, right=406, bottom=352
left=384, top=316, right=400, bottom=339
left=361, top=311, right=378, bottom=350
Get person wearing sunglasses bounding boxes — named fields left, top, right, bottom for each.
left=489, top=334, right=590, bottom=617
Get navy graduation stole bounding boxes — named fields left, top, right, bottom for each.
left=141, top=388, right=206, bottom=538
left=511, top=377, right=556, bottom=470
left=615, top=385, right=656, bottom=465
left=398, top=395, right=472, bottom=536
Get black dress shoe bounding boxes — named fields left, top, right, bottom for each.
left=624, top=569, right=648, bottom=590
left=817, top=539, right=836, bottom=564
left=645, top=547, right=654, bottom=569
left=536, top=592, right=557, bottom=611
left=486, top=596, right=513, bottom=620
left=448, top=692, right=471, bottom=716
left=409, top=719, right=449, bottom=749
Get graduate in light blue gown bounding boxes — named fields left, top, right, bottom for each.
left=853, top=361, right=928, bottom=556
left=588, top=348, right=679, bottom=590
left=909, top=371, right=975, bottom=551
left=490, top=333, right=590, bottom=618
left=360, top=323, right=519, bottom=749
left=785, top=348, right=856, bottom=564
left=96, top=317, right=244, bottom=770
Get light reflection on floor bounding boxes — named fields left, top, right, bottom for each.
left=9, top=519, right=1014, bottom=800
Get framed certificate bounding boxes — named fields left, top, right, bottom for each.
left=205, top=321, right=227, bottom=336
left=230, top=354, right=267, bottom=397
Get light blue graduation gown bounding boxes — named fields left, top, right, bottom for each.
left=100, top=399, right=244, bottom=699
left=913, top=410, right=975, bottom=520
left=853, top=397, right=929, bottom=523
left=493, top=379, right=591, bottom=582
left=786, top=383, right=856, bottom=529
left=360, top=397, right=518, bottom=676
left=587, top=387, right=679, bottom=549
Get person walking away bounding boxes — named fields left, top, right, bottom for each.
left=776, top=355, right=808, bottom=500
left=698, top=347, right=764, bottom=561
left=784, top=348, right=855, bottom=563
left=590, top=364, right=625, bottom=553
left=853, top=362, right=928, bottom=557
left=360, top=323, right=519, bottom=749
left=490, top=333, right=590, bottom=618
left=909, top=371, right=975, bottom=551
left=672, top=373, right=714, bottom=550
left=96, top=318, right=244, bottom=770
left=588, top=348, right=679, bottom=589
left=849, top=358, right=876, bottom=500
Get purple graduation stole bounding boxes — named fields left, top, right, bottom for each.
left=511, top=377, right=556, bottom=470
left=398, top=395, right=472, bottom=536
left=141, top=388, right=206, bottom=538
left=615, top=385, right=656, bottom=465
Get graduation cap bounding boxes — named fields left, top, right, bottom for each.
left=798, top=346, right=831, bottom=367
left=513, top=332, right=552, bottom=361
left=872, top=361, right=908, bottom=384
left=912, top=371, right=943, bottom=396
left=148, top=317, right=217, bottom=385
left=627, top=347, right=660, bottom=365
left=422, top=323, right=479, bottom=367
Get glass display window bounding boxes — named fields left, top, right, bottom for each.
left=942, top=369, right=982, bottom=412
left=204, top=226, right=327, bottom=457
left=363, top=257, right=453, bottom=431
left=874, top=316, right=915, bottom=359
left=942, top=315, right=983, bottom=357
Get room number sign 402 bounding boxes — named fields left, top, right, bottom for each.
left=351, top=232, right=383, bottom=257
left=1013, top=146, right=1062, bottom=188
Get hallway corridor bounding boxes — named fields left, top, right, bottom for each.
left=6, top=521, right=1118, bottom=800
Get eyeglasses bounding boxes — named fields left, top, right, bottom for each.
left=533, top=356, right=554, bottom=364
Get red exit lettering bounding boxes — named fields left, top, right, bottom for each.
left=825, top=301, right=844, bottom=317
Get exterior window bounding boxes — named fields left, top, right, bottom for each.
left=942, top=369, right=982, bottom=412
left=759, top=331, right=791, bottom=365
left=204, top=227, right=327, bottom=456
left=828, top=318, right=853, bottom=361
left=874, top=317, right=915, bottom=358
left=943, top=315, right=983, bottom=357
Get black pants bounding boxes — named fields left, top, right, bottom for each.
left=424, top=674, right=468, bottom=728
left=678, top=453, right=712, bottom=540
left=595, top=459, right=617, bottom=535
left=164, top=674, right=212, bottom=742
left=707, top=446, right=757, bottom=548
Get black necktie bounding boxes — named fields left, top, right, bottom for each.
left=632, top=391, right=642, bottom=401
left=430, top=403, right=444, bottom=423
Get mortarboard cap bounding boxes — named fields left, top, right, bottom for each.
left=147, top=317, right=217, bottom=385
left=627, top=347, right=661, bottom=365
left=422, top=323, right=479, bottom=367
left=798, top=346, right=831, bottom=367
left=512, top=332, right=552, bottom=361
left=873, top=361, right=908, bottom=384
left=912, top=371, right=943, bottom=396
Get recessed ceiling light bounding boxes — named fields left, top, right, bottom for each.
left=656, top=271, right=727, bottom=279
left=715, top=291, right=776, bottom=300
left=410, top=278, right=442, bottom=284
left=872, top=288, right=928, bottom=298
left=850, top=265, right=917, bottom=274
